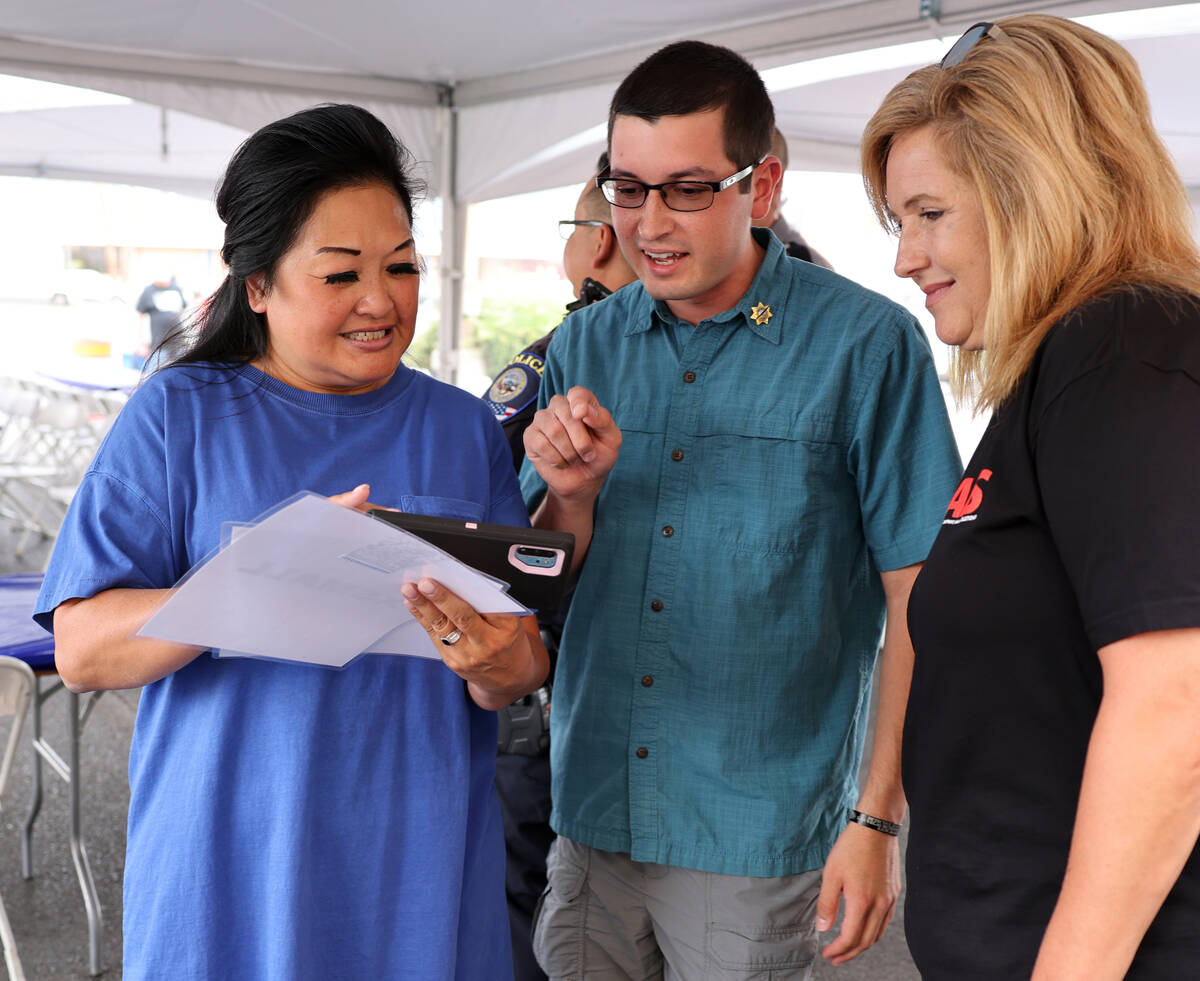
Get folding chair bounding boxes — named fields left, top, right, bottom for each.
left=0, top=656, right=34, bottom=981
left=0, top=381, right=59, bottom=538
left=0, top=575, right=104, bottom=977
left=0, top=377, right=125, bottom=559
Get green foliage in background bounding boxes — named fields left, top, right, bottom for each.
left=402, top=297, right=565, bottom=377
left=472, top=297, right=564, bottom=377
left=404, top=322, right=438, bottom=371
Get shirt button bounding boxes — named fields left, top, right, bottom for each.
left=636, top=747, right=649, bottom=759
left=683, top=370, right=696, bottom=383
left=661, top=525, right=674, bottom=537
left=642, top=675, right=654, bottom=687
left=650, top=600, right=663, bottom=612
left=670, top=449, right=683, bottom=462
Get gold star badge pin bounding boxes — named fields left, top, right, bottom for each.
left=750, top=302, right=773, bottom=326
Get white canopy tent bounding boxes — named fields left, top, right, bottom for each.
left=1, top=0, right=1197, bottom=379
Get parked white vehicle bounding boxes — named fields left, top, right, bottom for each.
left=48, top=268, right=132, bottom=306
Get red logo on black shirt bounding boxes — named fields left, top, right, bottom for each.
left=944, top=468, right=993, bottom=524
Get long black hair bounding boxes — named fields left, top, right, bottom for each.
left=170, top=103, right=424, bottom=368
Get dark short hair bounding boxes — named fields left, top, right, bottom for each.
left=576, top=152, right=612, bottom=221
left=607, top=41, right=774, bottom=191
left=173, top=103, right=424, bottom=368
left=770, top=126, right=789, bottom=170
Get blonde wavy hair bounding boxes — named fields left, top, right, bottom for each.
left=861, top=14, right=1200, bottom=409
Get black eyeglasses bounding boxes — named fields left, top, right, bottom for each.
left=939, top=21, right=1010, bottom=69
left=558, top=219, right=609, bottom=240
left=597, top=157, right=764, bottom=213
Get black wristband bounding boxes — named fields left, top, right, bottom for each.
left=851, top=810, right=902, bottom=836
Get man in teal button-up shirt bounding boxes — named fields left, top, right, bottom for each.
left=520, top=39, right=961, bottom=980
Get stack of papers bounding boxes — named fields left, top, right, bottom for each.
left=136, top=492, right=529, bottom=668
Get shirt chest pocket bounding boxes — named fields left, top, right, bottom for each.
left=614, top=401, right=850, bottom=555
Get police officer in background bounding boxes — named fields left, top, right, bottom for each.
left=481, top=156, right=635, bottom=981
left=484, top=155, right=636, bottom=469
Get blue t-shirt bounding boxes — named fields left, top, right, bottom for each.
left=520, top=230, right=962, bottom=876
left=37, top=362, right=526, bottom=980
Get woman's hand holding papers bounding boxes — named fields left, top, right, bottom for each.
left=56, top=484, right=392, bottom=692
left=330, top=482, right=548, bottom=706
left=400, top=578, right=549, bottom=711
left=328, top=483, right=377, bottom=513
left=330, top=483, right=548, bottom=707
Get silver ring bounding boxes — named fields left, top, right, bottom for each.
left=440, top=628, right=463, bottom=647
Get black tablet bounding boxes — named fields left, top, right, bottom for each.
left=366, top=510, right=574, bottom=610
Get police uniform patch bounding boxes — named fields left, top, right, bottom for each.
left=484, top=358, right=542, bottom=421
left=489, top=367, right=528, bottom=404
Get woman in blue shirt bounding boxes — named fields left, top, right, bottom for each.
left=36, top=104, right=546, bottom=980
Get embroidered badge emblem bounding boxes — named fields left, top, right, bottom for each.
left=488, top=367, right=528, bottom=404
left=750, top=302, right=773, bottom=326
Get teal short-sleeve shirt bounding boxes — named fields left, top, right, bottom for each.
left=521, top=230, right=961, bottom=876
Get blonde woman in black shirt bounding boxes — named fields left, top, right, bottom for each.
left=862, top=15, right=1200, bottom=980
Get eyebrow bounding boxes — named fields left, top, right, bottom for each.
left=608, top=168, right=720, bottom=182
left=314, top=238, right=413, bottom=257
left=897, top=193, right=940, bottom=212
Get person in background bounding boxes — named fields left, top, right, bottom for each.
left=484, top=154, right=636, bottom=468
left=862, top=16, right=1200, bottom=979
left=521, top=39, right=961, bottom=979
left=482, top=157, right=635, bottom=981
left=136, top=271, right=188, bottom=363
left=36, top=103, right=546, bottom=980
left=752, top=125, right=833, bottom=269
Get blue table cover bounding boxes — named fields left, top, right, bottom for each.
left=0, top=574, right=55, bottom=670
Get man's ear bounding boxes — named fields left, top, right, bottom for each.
left=593, top=224, right=617, bottom=268
left=246, top=272, right=267, bottom=313
left=749, top=156, right=784, bottom=223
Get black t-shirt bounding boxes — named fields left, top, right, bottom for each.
left=905, top=289, right=1200, bottom=979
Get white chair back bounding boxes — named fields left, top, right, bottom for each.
left=0, top=376, right=127, bottom=555
left=0, top=655, right=32, bottom=981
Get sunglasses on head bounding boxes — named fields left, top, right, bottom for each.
left=939, top=21, right=1010, bottom=69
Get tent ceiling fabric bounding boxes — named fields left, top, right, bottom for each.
left=0, top=0, right=1195, bottom=203
left=0, top=101, right=243, bottom=195
left=0, top=0, right=900, bottom=86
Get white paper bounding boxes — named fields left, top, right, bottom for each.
left=138, top=493, right=528, bottom=668
left=361, top=619, right=442, bottom=659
